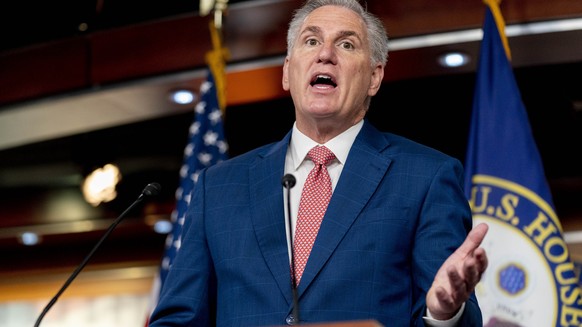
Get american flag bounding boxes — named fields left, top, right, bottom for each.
left=145, top=68, right=228, bottom=325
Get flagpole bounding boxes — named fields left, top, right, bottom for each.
left=201, top=0, right=230, bottom=114
left=482, top=0, right=511, bottom=59
left=206, top=20, right=230, bottom=114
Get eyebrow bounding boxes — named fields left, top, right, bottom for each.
left=301, top=25, right=321, bottom=36
left=338, top=30, right=360, bottom=40
left=301, top=26, right=362, bottom=41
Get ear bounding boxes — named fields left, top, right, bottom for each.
left=368, top=64, right=384, bottom=96
left=282, top=57, right=290, bottom=91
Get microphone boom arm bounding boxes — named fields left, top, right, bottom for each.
left=33, top=182, right=161, bottom=327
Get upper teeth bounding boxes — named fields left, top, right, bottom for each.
left=311, top=74, right=335, bottom=87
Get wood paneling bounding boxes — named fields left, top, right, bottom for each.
left=2, top=0, right=582, bottom=106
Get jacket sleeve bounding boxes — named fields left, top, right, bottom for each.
left=412, top=157, right=483, bottom=326
left=148, top=169, right=217, bottom=326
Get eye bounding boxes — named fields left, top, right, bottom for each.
left=340, top=41, right=355, bottom=50
left=306, top=38, right=319, bottom=46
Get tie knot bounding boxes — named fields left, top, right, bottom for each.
left=307, top=146, right=335, bottom=166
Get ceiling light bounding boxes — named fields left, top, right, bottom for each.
left=82, top=163, right=122, bottom=206
left=153, top=220, right=173, bottom=234
left=169, top=89, right=196, bottom=105
left=438, top=52, right=470, bottom=68
left=20, top=232, right=40, bottom=246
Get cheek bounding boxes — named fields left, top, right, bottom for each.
left=288, top=64, right=304, bottom=85
left=347, top=71, right=372, bottom=95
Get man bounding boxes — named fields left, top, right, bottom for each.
left=149, top=0, right=488, bottom=326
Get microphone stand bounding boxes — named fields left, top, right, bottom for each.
left=282, top=174, right=300, bottom=324
left=33, top=182, right=161, bottom=327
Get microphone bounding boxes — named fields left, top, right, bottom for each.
left=281, top=174, right=300, bottom=324
left=141, top=182, right=162, bottom=197
left=34, top=182, right=162, bottom=327
left=282, top=174, right=296, bottom=189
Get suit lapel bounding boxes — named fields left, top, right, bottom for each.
left=249, top=132, right=295, bottom=305
left=297, top=121, right=393, bottom=293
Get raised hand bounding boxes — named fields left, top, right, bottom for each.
left=426, top=223, right=489, bottom=320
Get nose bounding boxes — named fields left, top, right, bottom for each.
left=317, top=42, right=337, bottom=64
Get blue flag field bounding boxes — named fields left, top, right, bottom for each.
left=464, top=1, right=582, bottom=326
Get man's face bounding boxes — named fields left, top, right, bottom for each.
left=283, top=5, right=384, bottom=131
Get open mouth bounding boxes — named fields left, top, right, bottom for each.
left=310, top=74, right=337, bottom=88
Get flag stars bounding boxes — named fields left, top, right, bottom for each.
left=175, top=188, right=183, bottom=201
left=204, top=131, right=219, bottom=146
left=173, top=237, right=182, bottom=251
left=195, top=101, right=206, bottom=114
left=209, top=109, right=222, bottom=124
left=161, top=257, right=171, bottom=270
left=184, top=192, right=192, bottom=205
left=200, top=81, right=212, bottom=94
left=190, top=122, right=201, bottom=135
left=179, top=165, right=189, bottom=178
left=165, top=234, right=174, bottom=248
left=198, top=152, right=213, bottom=165
left=217, top=140, right=228, bottom=154
left=191, top=171, right=200, bottom=184
left=184, top=143, right=195, bottom=157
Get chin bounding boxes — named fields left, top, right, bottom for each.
left=306, top=108, right=338, bottom=120
left=305, top=100, right=338, bottom=113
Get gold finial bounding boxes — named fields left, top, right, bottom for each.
left=200, top=0, right=229, bottom=29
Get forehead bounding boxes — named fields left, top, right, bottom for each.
left=301, top=5, right=367, bottom=36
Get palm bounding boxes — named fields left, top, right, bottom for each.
left=426, top=223, right=489, bottom=320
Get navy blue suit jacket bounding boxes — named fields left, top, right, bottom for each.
left=149, top=120, right=482, bottom=326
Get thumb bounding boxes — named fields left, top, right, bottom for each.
left=458, top=223, right=489, bottom=255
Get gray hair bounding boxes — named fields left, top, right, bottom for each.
left=286, top=0, right=389, bottom=67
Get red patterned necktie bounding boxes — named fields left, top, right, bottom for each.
left=293, top=145, right=335, bottom=284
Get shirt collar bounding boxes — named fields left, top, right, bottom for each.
left=289, top=120, right=364, bottom=170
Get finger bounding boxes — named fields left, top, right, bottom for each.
left=462, top=257, right=480, bottom=291
left=434, top=285, right=455, bottom=311
left=457, top=223, right=489, bottom=255
left=447, top=265, right=467, bottom=303
left=474, top=248, right=489, bottom=274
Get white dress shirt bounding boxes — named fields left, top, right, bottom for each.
left=283, top=120, right=363, bottom=238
